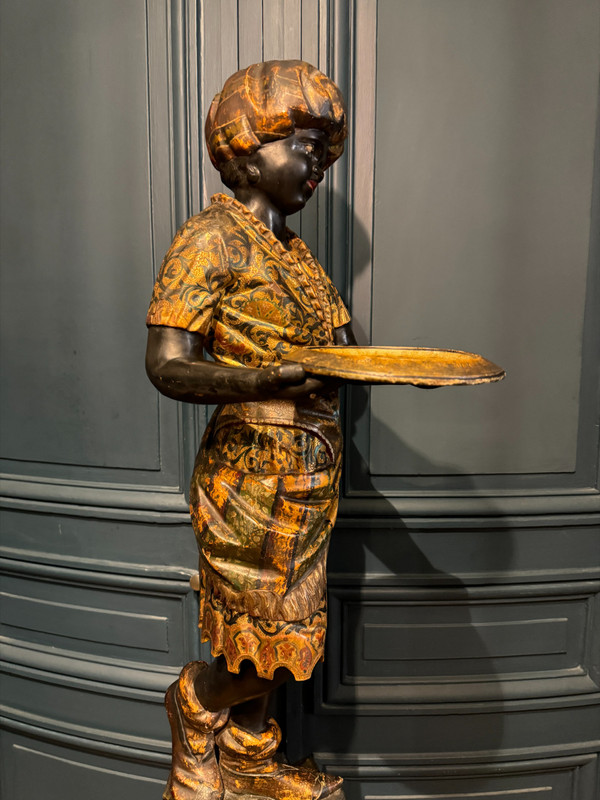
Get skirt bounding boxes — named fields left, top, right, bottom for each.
left=189, top=396, right=342, bottom=680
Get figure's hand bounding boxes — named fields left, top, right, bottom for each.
left=253, top=363, right=306, bottom=392
left=253, top=363, right=341, bottom=399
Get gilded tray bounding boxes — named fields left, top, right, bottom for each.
left=282, top=346, right=505, bottom=387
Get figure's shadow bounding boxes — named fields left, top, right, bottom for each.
left=281, top=192, right=513, bottom=800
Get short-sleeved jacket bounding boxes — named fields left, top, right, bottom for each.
left=147, top=193, right=350, bottom=366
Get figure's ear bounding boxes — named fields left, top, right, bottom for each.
left=246, top=163, right=261, bottom=185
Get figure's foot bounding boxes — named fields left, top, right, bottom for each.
left=216, top=718, right=344, bottom=800
left=163, top=661, right=230, bottom=800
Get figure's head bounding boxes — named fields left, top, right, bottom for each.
left=205, top=60, right=347, bottom=200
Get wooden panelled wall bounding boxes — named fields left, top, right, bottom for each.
left=1, top=2, right=598, bottom=799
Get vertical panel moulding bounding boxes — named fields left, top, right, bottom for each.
left=576, top=60, right=600, bottom=494
left=343, top=0, right=377, bottom=485
left=185, top=0, right=202, bottom=218
left=301, top=0, right=321, bottom=67
left=262, top=0, right=302, bottom=61
left=147, top=0, right=194, bottom=492
left=238, top=0, right=264, bottom=69
left=199, top=0, right=239, bottom=206
left=170, top=0, right=190, bottom=229
left=326, top=0, right=351, bottom=297
left=147, top=0, right=177, bottom=274
left=160, top=0, right=198, bottom=489
left=348, top=0, right=376, bottom=345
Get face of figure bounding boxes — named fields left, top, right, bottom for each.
left=246, top=128, right=331, bottom=216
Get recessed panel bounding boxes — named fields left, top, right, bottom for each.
left=344, top=597, right=586, bottom=680
left=0, top=0, right=161, bottom=470
left=2, top=738, right=166, bottom=800
left=369, top=0, right=598, bottom=475
left=0, top=570, right=193, bottom=667
left=324, top=583, right=599, bottom=704
left=2, top=669, right=168, bottom=747
left=363, top=618, right=567, bottom=662
left=342, top=778, right=555, bottom=800
left=317, top=755, right=597, bottom=800
left=329, top=767, right=577, bottom=800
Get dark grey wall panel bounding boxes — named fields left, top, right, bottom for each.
left=11, top=746, right=164, bottom=799
left=327, top=522, right=600, bottom=585
left=306, top=701, right=600, bottom=764
left=0, top=0, right=159, bottom=469
left=0, top=0, right=192, bottom=501
left=0, top=560, right=197, bottom=757
left=0, top=567, right=198, bottom=666
left=1, top=732, right=168, bottom=800
left=325, top=582, right=599, bottom=704
left=1, top=668, right=167, bottom=753
left=0, top=508, right=198, bottom=569
left=370, top=0, right=597, bottom=477
left=319, top=755, right=598, bottom=800
left=342, top=0, right=600, bottom=517
left=2, top=593, right=169, bottom=653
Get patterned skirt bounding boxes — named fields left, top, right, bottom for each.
left=190, top=397, right=342, bottom=681
left=199, top=580, right=328, bottom=681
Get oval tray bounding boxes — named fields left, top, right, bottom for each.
left=282, top=346, right=505, bottom=387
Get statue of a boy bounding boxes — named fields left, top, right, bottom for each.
left=146, top=60, right=353, bottom=800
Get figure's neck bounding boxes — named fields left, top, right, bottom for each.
left=233, top=189, right=287, bottom=245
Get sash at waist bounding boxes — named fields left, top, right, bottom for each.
left=213, top=394, right=342, bottom=461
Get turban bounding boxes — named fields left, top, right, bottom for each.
left=205, top=60, right=347, bottom=170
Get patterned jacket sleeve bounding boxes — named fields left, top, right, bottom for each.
left=146, top=214, right=231, bottom=334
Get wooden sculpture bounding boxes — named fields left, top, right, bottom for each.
left=146, top=60, right=353, bottom=800
left=145, top=59, right=504, bottom=800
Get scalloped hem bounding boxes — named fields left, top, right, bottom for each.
left=204, top=641, right=323, bottom=682
left=199, top=591, right=327, bottom=682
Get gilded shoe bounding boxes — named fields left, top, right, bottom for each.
left=163, top=661, right=229, bottom=800
left=216, top=717, right=344, bottom=800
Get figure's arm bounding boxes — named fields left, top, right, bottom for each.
left=146, top=325, right=333, bottom=404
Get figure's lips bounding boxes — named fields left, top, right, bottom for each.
left=307, top=179, right=318, bottom=192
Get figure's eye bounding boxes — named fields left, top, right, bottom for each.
left=298, top=136, right=326, bottom=164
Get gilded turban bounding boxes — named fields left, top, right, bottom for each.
left=205, top=60, right=347, bottom=170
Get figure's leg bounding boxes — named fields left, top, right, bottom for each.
left=194, top=655, right=292, bottom=715
left=192, top=659, right=343, bottom=799
left=228, top=694, right=271, bottom=733
left=216, top=715, right=344, bottom=800
left=164, top=658, right=288, bottom=800
left=166, top=657, right=345, bottom=800
left=163, top=661, right=229, bottom=800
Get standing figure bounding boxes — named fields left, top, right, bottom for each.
left=146, top=60, right=353, bottom=800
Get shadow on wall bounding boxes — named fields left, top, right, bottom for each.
left=284, top=192, right=514, bottom=800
